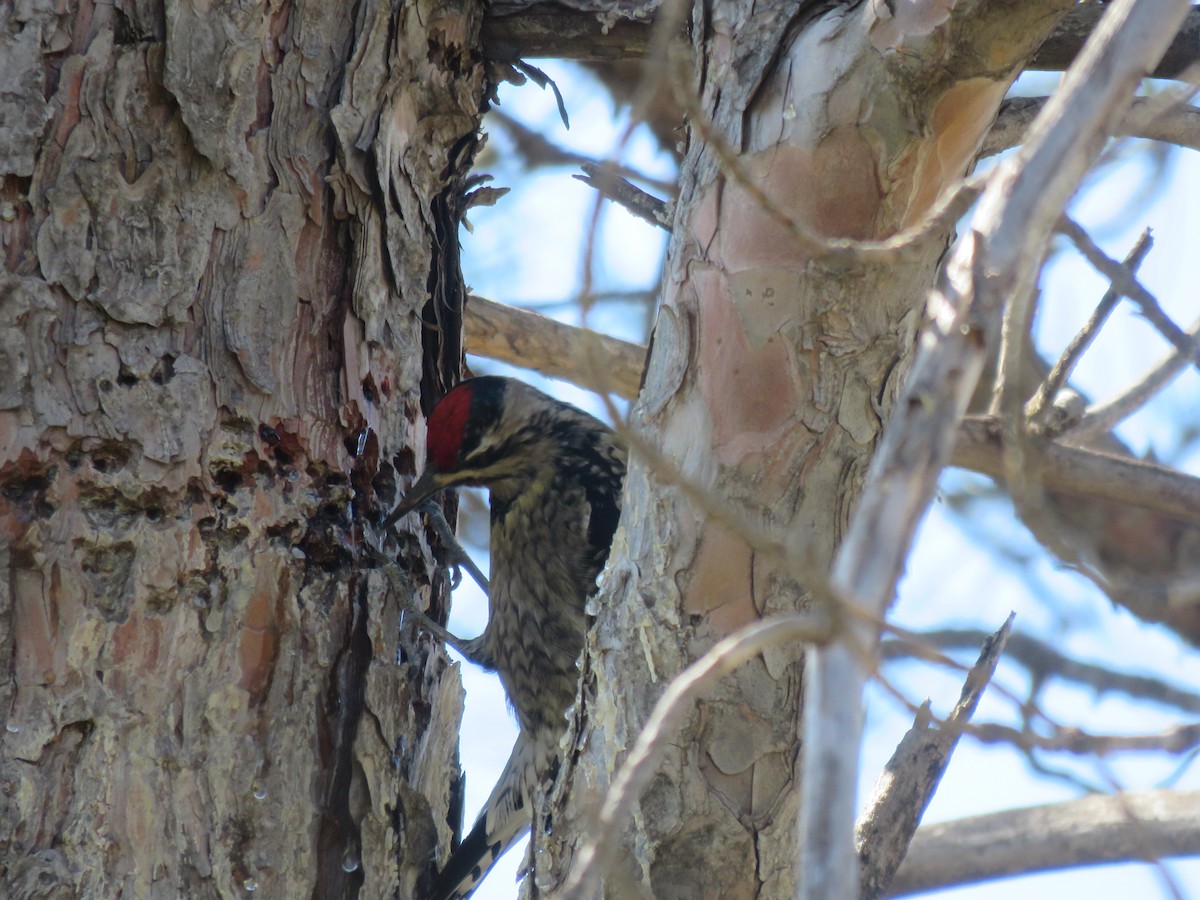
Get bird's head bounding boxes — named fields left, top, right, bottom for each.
left=387, top=377, right=539, bottom=522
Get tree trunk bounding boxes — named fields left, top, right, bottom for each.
left=541, top=0, right=1074, bottom=896
left=1, top=1, right=482, bottom=896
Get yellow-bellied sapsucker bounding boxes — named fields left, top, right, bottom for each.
left=392, top=376, right=626, bottom=900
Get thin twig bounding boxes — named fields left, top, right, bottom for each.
left=558, top=611, right=836, bottom=900
left=1069, top=312, right=1200, bottom=439
left=1026, top=229, right=1154, bottom=429
left=573, top=163, right=671, bottom=229
left=488, top=108, right=677, bottom=194
left=882, top=628, right=1200, bottom=715
left=874, top=663, right=1200, bottom=757
left=1059, top=216, right=1200, bottom=375
left=970, top=720, right=1200, bottom=755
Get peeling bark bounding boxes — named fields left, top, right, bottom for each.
left=540, top=0, right=1074, bottom=896
left=1, top=0, right=484, bottom=896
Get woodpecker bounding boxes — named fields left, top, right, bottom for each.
left=390, top=376, right=626, bottom=900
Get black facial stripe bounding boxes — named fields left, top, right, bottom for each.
left=458, top=376, right=508, bottom=463
left=463, top=423, right=540, bottom=480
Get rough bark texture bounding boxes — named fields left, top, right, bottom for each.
left=1, top=1, right=483, bottom=896
left=539, top=0, right=1073, bottom=896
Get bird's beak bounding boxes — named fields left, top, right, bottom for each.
left=380, top=469, right=447, bottom=530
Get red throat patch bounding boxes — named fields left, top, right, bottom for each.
left=426, top=383, right=474, bottom=471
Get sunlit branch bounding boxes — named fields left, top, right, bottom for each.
left=803, top=4, right=1194, bottom=898
left=464, top=295, right=646, bottom=398
left=857, top=618, right=1012, bottom=900
left=462, top=297, right=1200, bottom=528
left=887, top=791, right=1200, bottom=897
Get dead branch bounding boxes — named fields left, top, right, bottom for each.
left=801, top=5, right=1193, bottom=899
left=463, top=295, right=646, bottom=398
left=573, top=163, right=672, bottom=228
left=1059, top=216, right=1200, bottom=375
left=1070, top=312, right=1200, bottom=438
left=1026, top=230, right=1154, bottom=430
left=482, top=3, right=1200, bottom=80
left=954, top=415, right=1200, bottom=528
left=881, top=628, right=1200, bottom=715
left=488, top=109, right=677, bottom=194
left=857, top=618, right=1013, bottom=900
left=887, top=791, right=1200, bottom=897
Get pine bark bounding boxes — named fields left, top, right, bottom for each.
left=1, top=1, right=483, bottom=896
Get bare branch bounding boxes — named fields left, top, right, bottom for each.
left=460, top=299, right=1200, bottom=527
left=801, top=5, right=1194, bottom=899
left=857, top=617, right=1013, bottom=900
left=984, top=93, right=1200, bottom=158
left=1059, top=216, right=1200, bottom=374
left=953, top=415, right=1200, bottom=528
left=558, top=611, right=836, bottom=900
left=1026, top=229, right=1154, bottom=429
left=573, top=163, right=672, bottom=228
left=1071, top=312, right=1200, bottom=438
left=881, top=628, right=1200, bottom=715
left=887, top=791, right=1200, bottom=897
left=488, top=109, right=677, bottom=194
left=463, top=295, right=646, bottom=398
left=481, top=4, right=1200, bottom=81
left=1031, top=4, right=1200, bottom=79
left=482, top=4, right=655, bottom=62
left=970, top=720, right=1200, bottom=756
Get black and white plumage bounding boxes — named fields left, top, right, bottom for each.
left=393, top=376, right=626, bottom=900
